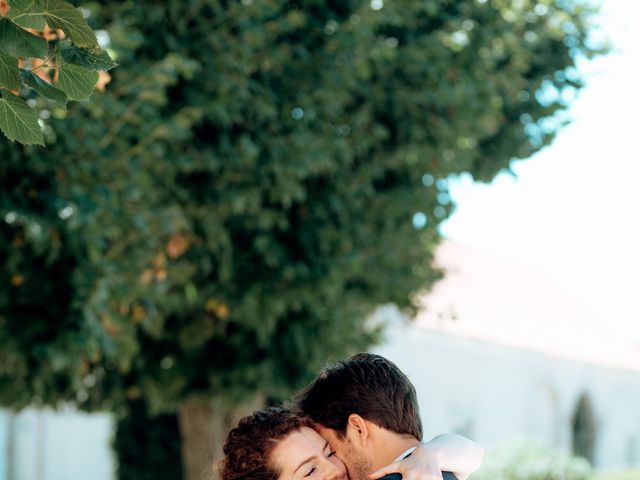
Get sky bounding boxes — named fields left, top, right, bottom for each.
left=439, top=0, right=640, bottom=340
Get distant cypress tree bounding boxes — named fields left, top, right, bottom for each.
left=572, top=394, right=596, bottom=464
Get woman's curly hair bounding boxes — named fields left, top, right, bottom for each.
left=220, top=407, right=313, bottom=480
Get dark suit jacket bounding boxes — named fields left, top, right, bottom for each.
left=379, top=472, right=458, bottom=480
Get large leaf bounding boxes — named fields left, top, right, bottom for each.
left=8, top=0, right=47, bottom=31
left=0, top=17, right=48, bottom=59
left=0, top=51, right=20, bottom=91
left=20, top=69, right=67, bottom=108
left=56, top=58, right=98, bottom=100
left=43, top=0, right=97, bottom=48
left=0, top=91, right=43, bottom=145
left=60, top=44, right=117, bottom=71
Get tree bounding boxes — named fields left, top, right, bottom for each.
left=0, top=1, right=603, bottom=479
left=0, top=0, right=116, bottom=145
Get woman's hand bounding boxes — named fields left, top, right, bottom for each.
left=369, top=434, right=484, bottom=480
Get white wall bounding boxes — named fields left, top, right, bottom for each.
left=0, top=407, right=113, bottom=480
left=1, top=411, right=9, bottom=480
left=373, top=318, right=640, bottom=470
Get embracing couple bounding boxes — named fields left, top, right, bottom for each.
left=219, top=354, right=483, bottom=480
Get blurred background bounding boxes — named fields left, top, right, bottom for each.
left=1, top=1, right=638, bottom=480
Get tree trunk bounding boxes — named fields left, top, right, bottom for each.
left=177, top=396, right=264, bottom=480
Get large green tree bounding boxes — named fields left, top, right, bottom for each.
left=0, top=1, right=602, bottom=479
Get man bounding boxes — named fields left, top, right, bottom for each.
left=297, top=353, right=483, bottom=480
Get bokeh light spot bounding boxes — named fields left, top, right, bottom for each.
left=412, top=212, right=428, bottom=229
left=4, top=211, right=17, bottom=224
left=422, top=174, right=434, bottom=187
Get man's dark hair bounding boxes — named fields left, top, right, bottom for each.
left=220, top=407, right=313, bottom=480
left=296, top=353, right=422, bottom=440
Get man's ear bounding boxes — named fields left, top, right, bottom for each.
left=345, top=414, right=371, bottom=447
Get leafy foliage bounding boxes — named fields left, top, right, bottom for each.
left=0, top=90, right=42, bottom=143
left=473, top=442, right=592, bottom=480
left=0, top=0, right=602, bottom=467
left=590, top=470, right=640, bottom=480
left=0, top=0, right=115, bottom=145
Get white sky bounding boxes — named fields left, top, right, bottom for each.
left=440, top=0, right=640, bottom=340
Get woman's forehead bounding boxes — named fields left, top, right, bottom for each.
left=280, top=426, right=327, bottom=451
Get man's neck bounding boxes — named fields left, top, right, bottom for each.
left=372, top=431, right=420, bottom=471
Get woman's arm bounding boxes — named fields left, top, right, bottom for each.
left=369, top=433, right=484, bottom=480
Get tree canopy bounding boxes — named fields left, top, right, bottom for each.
left=0, top=0, right=602, bottom=477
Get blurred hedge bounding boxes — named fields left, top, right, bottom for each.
left=590, top=470, right=640, bottom=480
left=473, top=442, right=591, bottom=480
left=473, top=441, right=640, bottom=480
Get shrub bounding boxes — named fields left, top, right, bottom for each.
left=472, top=442, right=592, bottom=480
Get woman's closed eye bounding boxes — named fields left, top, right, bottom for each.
left=303, top=451, right=335, bottom=477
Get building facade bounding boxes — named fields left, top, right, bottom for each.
left=374, top=317, right=640, bottom=469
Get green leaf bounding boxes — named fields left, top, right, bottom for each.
left=0, top=17, right=49, bottom=59
left=60, top=44, right=117, bottom=71
left=8, top=0, right=47, bottom=31
left=56, top=58, right=98, bottom=100
left=0, top=91, right=44, bottom=145
left=0, top=51, right=20, bottom=91
left=20, top=69, right=67, bottom=108
left=43, top=0, right=97, bottom=48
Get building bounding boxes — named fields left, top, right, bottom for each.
left=373, top=240, right=640, bottom=469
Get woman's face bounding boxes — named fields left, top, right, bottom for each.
left=270, top=427, right=348, bottom=480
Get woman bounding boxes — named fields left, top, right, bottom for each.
left=221, top=407, right=482, bottom=480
